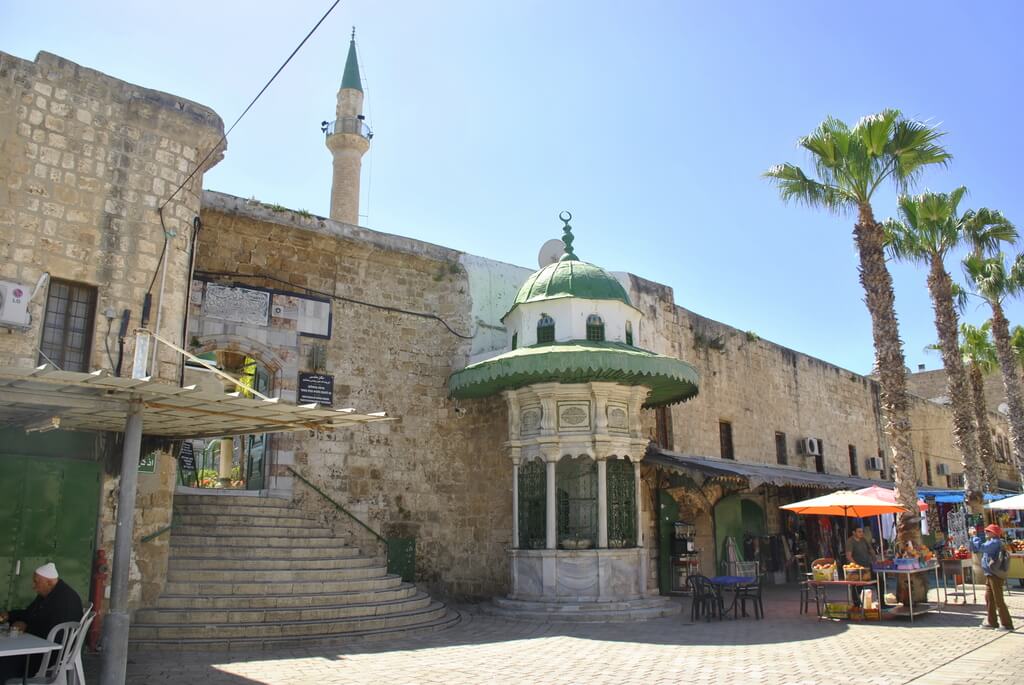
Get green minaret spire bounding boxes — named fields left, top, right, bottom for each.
left=341, top=27, right=363, bottom=92
left=558, top=211, right=578, bottom=261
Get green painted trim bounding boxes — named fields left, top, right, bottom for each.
left=503, top=259, right=632, bottom=321
left=341, top=39, right=362, bottom=92
left=448, top=340, right=699, bottom=407
left=288, top=466, right=385, bottom=544
left=0, top=428, right=95, bottom=460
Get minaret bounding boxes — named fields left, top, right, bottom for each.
left=326, top=28, right=371, bottom=225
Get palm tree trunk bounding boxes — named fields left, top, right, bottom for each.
left=970, top=362, right=998, bottom=490
left=855, top=205, right=921, bottom=545
left=989, top=303, right=1024, bottom=482
left=926, top=258, right=984, bottom=513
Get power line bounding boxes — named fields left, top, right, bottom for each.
left=158, top=0, right=343, bottom=213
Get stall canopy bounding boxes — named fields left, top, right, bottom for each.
left=855, top=485, right=927, bottom=512
left=918, top=489, right=1009, bottom=504
left=0, top=365, right=391, bottom=437
left=647, top=448, right=889, bottom=490
left=986, top=492, right=1024, bottom=510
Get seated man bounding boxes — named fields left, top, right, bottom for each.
left=0, top=563, right=84, bottom=682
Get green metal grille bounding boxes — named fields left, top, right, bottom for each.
left=556, top=457, right=597, bottom=548
left=537, top=315, right=555, bottom=344
left=518, top=460, right=547, bottom=549
left=586, top=315, right=605, bottom=341
left=607, top=458, right=637, bottom=547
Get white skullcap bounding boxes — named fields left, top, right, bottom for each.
left=35, top=563, right=58, bottom=579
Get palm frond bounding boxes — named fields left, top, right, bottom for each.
left=964, top=207, right=1018, bottom=256
left=886, top=117, right=951, bottom=190
left=763, top=164, right=852, bottom=212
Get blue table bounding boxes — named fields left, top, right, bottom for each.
left=709, top=575, right=756, bottom=618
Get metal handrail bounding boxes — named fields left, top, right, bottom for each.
left=321, top=116, right=373, bottom=139
left=140, top=513, right=181, bottom=543
left=287, top=466, right=385, bottom=544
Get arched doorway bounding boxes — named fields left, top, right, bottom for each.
left=182, top=350, right=275, bottom=491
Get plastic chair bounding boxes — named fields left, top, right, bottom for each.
left=736, top=576, right=764, bottom=619
left=686, top=575, right=723, bottom=622
left=70, top=610, right=95, bottom=685
left=5, top=621, right=79, bottom=685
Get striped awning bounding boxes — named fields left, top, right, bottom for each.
left=0, top=365, right=392, bottom=438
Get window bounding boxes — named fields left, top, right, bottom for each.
left=586, top=314, right=605, bottom=341
left=537, top=314, right=555, bottom=343
left=775, top=432, right=787, bottom=465
left=948, top=472, right=965, bottom=488
left=38, top=279, right=97, bottom=372
left=556, top=456, right=598, bottom=548
left=719, top=421, right=734, bottom=460
left=925, top=459, right=933, bottom=486
left=511, top=332, right=518, bottom=350
left=848, top=445, right=858, bottom=476
left=625, top=320, right=634, bottom=346
left=517, top=459, right=546, bottom=549
left=996, top=436, right=1006, bottom=463
left=878, top=449, right=886, bottom=480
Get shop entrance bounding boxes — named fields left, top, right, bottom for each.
left=0, top=450, right=100, bottom=608
left=714, top=494, right=764, bottom=575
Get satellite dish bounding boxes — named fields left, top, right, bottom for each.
left=538, top=239, right=564, bottom=268
left=999, top=403, right=1010, bottom=416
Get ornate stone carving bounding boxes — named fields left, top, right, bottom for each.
left=203, top=284, right=270, bottom=326
left=607, top=402, right=628, bottom=432
left=520, top=406, right=542, bottom=436
left=558, top=401, right=591, bottom=431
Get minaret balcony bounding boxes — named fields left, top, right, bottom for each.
left=322, top=116, right=373, bottom=140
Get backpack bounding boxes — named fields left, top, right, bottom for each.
left=990, top=546, right=1010, bottom=579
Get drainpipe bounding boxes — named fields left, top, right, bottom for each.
left=99, top=396, right=144, bottom=685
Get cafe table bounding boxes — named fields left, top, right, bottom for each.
left=708, top=575, right=756, bottom=619
left=0, top=633, right=61, bottom=685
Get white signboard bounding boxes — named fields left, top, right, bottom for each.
left=203, top=284, right=270, bottom=326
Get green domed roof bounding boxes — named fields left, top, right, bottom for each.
left=505, top=213, right=631, bottom=318
left=448, top=340, right=699, bottom=408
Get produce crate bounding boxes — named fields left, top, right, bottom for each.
left=825, top=602, right=850, bottom=619
left=863, top=608, right=881, bottom=620
left=844, top=567, right=871, bottom=581
left=812, top=566, right=836, bottom=581
left=848, top=608, right=865, bottom=621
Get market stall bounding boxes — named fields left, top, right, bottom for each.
left=986, top=493, right=1024, bottom=587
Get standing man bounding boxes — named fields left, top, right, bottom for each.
left=970, top=524, right=1014, bottom=631
left=846, top=526, right=876, bottom=570
left=0, top=563, right=84, bottom=681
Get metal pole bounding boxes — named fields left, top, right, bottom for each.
left=100, top=396, right=144, bottom=685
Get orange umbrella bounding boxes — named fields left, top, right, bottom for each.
left=781, top=491, right=909, bottom=518
left=855, top=485, right=927, bottom=512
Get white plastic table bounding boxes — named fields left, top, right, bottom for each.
left=0, top=633, right=60, bottom=684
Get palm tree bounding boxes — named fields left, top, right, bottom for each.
left=960, top=322, right=999, bottom=490
left=964, top=253, right=1024, bottom=481
left=766, top=110, right=950, bottom=545
left=883, top=188, right=1016, bottom=513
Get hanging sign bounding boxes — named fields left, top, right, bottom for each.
left=297, top=373, right=334, bottom=406
left=178, top=441, right=198, bottom=486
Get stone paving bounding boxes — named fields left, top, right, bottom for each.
left=87, top=584, right=1024, bottom=684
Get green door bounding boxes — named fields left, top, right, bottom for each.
left=0, top=456, right=100, bottom=609
left=657, top=490, right=680, bottom=595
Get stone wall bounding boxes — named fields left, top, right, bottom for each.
left=0, top=50, right=224, bottom=611
left=193, top=193, right=512, bottom=598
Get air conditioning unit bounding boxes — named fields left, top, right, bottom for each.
left=799, top=437, right=822, bottom=456
left=0, top=280, right=31, bottom=328
left=935, top=463, right=952, bottom=476
left=865, top=456, right=884, bottom=471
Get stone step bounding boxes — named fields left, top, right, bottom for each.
left=169, top=533, right=342, bottom=548
left=482, top=596, right=680, bottom=622
left=129, top=608, right=460, bottom=651
left=168, top=555, right=379, bottom=571
left=174, top=503, right=311, bottom=518
left=172, top=524, right=336, bottom=539
left=174, top=494, right=293, bottom=509
left=167, top=565, right=387, bottom=584
left=130, top=601, right=450, bottom=641
left=167, top=543, right=361, bottom=560
left=175, top=512, right=316, bottom=528
left=154, top=584, right=419, bottom=610
left=163, top=574, right=403, bottom=596
left=136, top=592, right=432, bottom=625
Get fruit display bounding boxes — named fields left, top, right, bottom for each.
left=953, top=545, right=971, bottom=560
left=1011, top=539, right=1024, bottom=553
left=812, top=558, right=837, bottom=581
left=843, top=562, right=870, bottom=581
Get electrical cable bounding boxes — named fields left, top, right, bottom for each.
left=143, top=0, right=344, bottom=298
left=159, top=0, right=342, bottom=213
left=194, top=269, right=475, bottom=339
left=104, top=315, right=115, bottom=370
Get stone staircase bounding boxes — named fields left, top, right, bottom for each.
left=482, top=595, right=680, bottom=622
left=129, top=493, right=458, bottom=650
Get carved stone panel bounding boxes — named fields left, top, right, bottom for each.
left=558, top=401, right=591, bottom=432
left=203, top=284, right=270, bottom=326
left=520, top=405, right=542, bottom=437
left=606, top=402, right=629, bottom=433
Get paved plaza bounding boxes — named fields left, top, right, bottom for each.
left=90, top=585, right=1024, bottom=685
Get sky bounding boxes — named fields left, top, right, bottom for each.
left=4, top=1, right=1024, bottom=376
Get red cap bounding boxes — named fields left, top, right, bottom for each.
left=985, top=524, right=1003, bottom=537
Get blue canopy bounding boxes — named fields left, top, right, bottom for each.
left=925, top=490, right=1011, bottom=504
